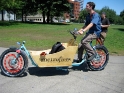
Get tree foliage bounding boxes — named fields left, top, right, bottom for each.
left=0, top=0, right=70, bottom=22
left=79, top=9, right=100, bottom=23
left=0, top=0, right=25, bottom=21
left=22, top=0, right=70, bottom=23
left=0, top=0, right=123, bottom=24
left=100, top=6, right=117, bottom=24
left=79, top=6, right=124, bottom=25
left=120, top=10, right=124, bottom=24
left=79, top=9, right=87, bottom=23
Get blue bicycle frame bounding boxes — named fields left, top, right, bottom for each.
left=17, top=41, right=38, bottom=67
left=72, top=42, right=99, bottom=67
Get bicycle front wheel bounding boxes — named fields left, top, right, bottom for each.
left=88, top=45, right=109, bottom=71
left=0, top=48, right=28, bottom=77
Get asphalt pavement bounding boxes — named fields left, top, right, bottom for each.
left=0, top=47, right=124, bottom=93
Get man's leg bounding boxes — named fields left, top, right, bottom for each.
left=77, top=34, right=88, bottom=62
left=81, top=33, right=97, bottom=61
left=100, top=32, right=106, bottom=44
left=78, top=43, right=84, bottom=62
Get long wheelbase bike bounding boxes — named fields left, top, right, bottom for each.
left=0, top=30, right=109, bottom=77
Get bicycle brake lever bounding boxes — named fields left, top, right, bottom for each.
left=17, top=42, right=21, bottom=45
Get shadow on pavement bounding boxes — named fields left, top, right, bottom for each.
left=28, top=62, right=89, bottom=77
left=0, top=71, right=28, bottom=77
left=28, top=67, right=69, bottom=77
left=69, top=62, right=89, bottom=72
left=0, top=62, right=88, bottom=77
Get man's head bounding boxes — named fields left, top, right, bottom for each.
left=86, top=2, right=95, bottom=12
left=101, top=12, right=106, bottom=18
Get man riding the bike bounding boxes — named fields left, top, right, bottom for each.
left=76, top=2, right=101, bottom=62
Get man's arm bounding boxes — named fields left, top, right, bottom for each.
left=78, top=13, right=100, bottom=35
left=101, top=18, right=110, bottom=28
left=78, top=23, right=93, bottom=34
left=78, top=16, right=88, bottom=33
left=101, top=25, right=110, bottom=28
left=78, top=25, right=86, bottom=32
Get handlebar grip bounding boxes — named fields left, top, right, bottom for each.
left=23, top=41, right=26, bottom=44
left=70, top=31, right=77, bottom=39
left=17, top=42, right=21, bottom=45
left=74, top=31, right=79, bottom=35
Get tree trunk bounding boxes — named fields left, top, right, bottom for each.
left=42, top=11, right=46, bottom=23
left=14, top=14, right=16, bottom=21
left=1, top=10, right=4, bottom=21
left=50, top=16, right=53, bottom=23
left=22, top=9, right=24, bottom=22
left=25, top=14, right=26, bottom=22
left=14, top=9, right=16, bottom=21
left=47, top=11, right=50, bottom=24
left=9, top=11, right=10, bottom=21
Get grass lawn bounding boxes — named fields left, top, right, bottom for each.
left=0, top=22, right=124, bottom=55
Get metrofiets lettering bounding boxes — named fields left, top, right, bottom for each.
left=40, top=56, right=71, bottom=62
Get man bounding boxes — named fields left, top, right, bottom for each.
left=77, top=2, right=101, bottom=62
left=100, top=12, right=110, bottom=44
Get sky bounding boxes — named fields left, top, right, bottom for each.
left=83, top=0, right=124, bottom=15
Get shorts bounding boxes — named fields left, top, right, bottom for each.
left=100, top=32, right=107, bottom=40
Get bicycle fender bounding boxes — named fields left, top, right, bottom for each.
left=95, top=45, right=109, bottom=55
left=9, top=47, right=17, bottom=50
left=9, top=47, right=27, bottom=57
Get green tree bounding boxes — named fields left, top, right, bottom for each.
left=35, top=0, right=70, bottom=23
left=0, top=0, right=10, bottom=21
left=79, top=9, right=87, bottom=23
left=100, top=6, right=116, bottom=24
left=0, top=0, right=25, bottom=21
left=95, top=9, right=100, bottom=14
left=79, top=9, right=100, bottom=23
left=52, top=0, right=71, bottom=22
left=120, top=10, right=124, bottom=24
left=115, top=15, right=123, bottom=25
left=22, top=0, right=37, bottom=22
left=8, top=0, right=25, bottom=21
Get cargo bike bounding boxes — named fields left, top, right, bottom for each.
left=0, top=30, right=109, bottom=77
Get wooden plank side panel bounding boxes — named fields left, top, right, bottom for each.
left=29, top=46, right=78, bottom=67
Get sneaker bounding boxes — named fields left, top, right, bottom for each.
left=87, top=54, right=96, bottom=61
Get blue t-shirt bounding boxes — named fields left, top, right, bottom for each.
left=85, top=12, right=101, bottom=37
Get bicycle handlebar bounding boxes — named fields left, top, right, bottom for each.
left=69, top=31, right=77, bottom=40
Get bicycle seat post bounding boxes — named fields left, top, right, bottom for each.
left=96, top=38, right=103, bottom=45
